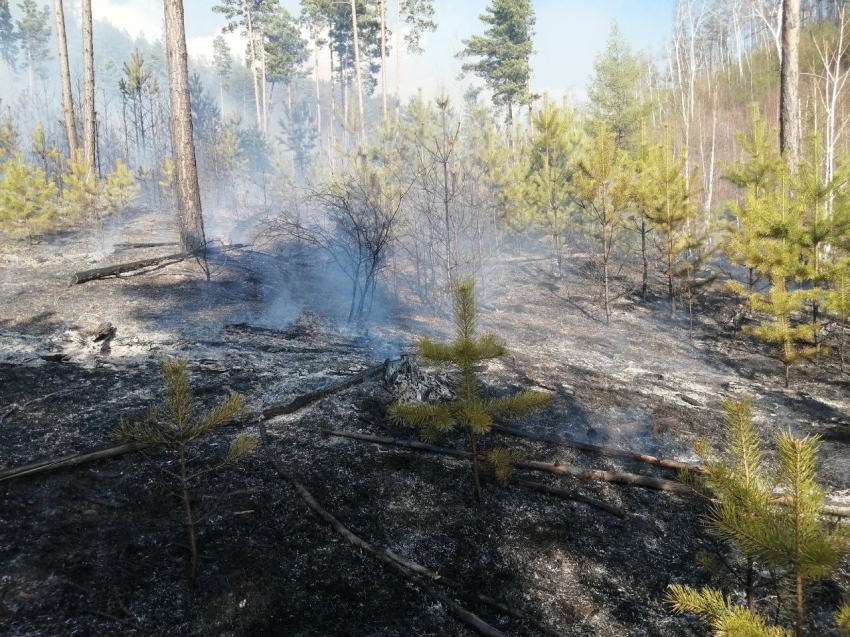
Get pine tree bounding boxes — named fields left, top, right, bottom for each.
left=523, top=100, right=580, bottom=277
left=669, top=399, right=848, bottom=637
left=825, top=257, right=850, bottom=371
left=573, top=120, right=633, bottom=324
left=457, top=0, right=535, bottom=136
left=390, top=278, right=550, bottom=501
left=0, top=152, right=59, bottom=238
left=212, top=34, right=232, bottom=119
left=636, top=126, right=700, bottom=315
left=586, top=23, right=646, bottom=152
left=113, top=359, right=253, bottom=581
left=0, top=109, right=18, bottom=157
left=0, top=0, right=18, bottom=71
left=63, top=154, right=138, bottom=225
left=16, top=0, right=51, bottom=89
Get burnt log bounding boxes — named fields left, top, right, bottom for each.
left=69, top=244, right=250, bottom=285
left=0, top=364, right=387, bottom=482
left=69, top=251, right=189, bottom=285
left=322, top=430, right=694, bottom=494
left=491, top=423, right=706, bottom=475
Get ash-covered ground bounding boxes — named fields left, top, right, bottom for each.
left=0, top=208, right=848, bottom=636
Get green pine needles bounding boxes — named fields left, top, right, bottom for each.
left=390, top=278, right=551, bottom=501
left=113, top=358, right=255, bottom=582
left=669, top=398, right=849, bottom=637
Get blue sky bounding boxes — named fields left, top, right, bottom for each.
left=92, top=0, right=675, bottom=101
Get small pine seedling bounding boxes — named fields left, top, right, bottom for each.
left=670, top=398, right=848, bottom=637
left=390, top=278, right=551, bottom=501
left=113, top=358, right=255, bottom=582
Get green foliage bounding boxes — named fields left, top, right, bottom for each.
left=113, top=359, right=253, bottom=581
left=573, top=120, right=633, bottom=323
left=15, top=0, right=51, bottom=81
left=667, top=584, right=791, bottom=637
left=0, top=108, right=19, bottom=157
left=519, top=101, right=581, bottom=275
left=0, top=152, right=58, bottom=237
left=675, top=398, right=849, bottom=637
left=401, top=0, right=436, bottom=54
left=390, top=278, right=550, bottom=500
left=586, top=23, right=647, bottom=151
left=212, top=34, right=232, bottom=89
left=63, top=154, right=138, bottom=224
left=0, top=0, right=18, bottom=71
left=265, top=6, right=309, bottom=87
left=457, top=0, right=535, bottom=124
left=635, top=126, right=702, bottom=314
left=838, top=602, right=850, bottom=635
left=722, top=110, right=842, bottom=386
left=485, top=447, right=515, bottom=482
left=825, top=257, right=850, bottom=369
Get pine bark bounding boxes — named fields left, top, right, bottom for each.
left=780, top=0, right=801, bottom=169
left=52, top=0, right=77, bottom=158
left=164, top=0, right=207, bottom=253
left=350, top=0, right=365, bottom=140
left=379, top=0, right=387, bottom=123
left=81, top=0, right=96, bottom=175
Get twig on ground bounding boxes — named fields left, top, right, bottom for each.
left=0, top=404, right=17, bottom=424
left=260, top=421, right=522, bottom=637
left=82, top=609, right=146, bottom=632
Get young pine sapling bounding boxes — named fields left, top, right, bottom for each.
left=390, top=278, right=551, bottom=501
left=669, top=398, right=848, bottom=637
left=113, top=358, right=255, bottom=581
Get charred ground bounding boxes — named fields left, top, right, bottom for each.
left=0, top=210, right=848, bottom=636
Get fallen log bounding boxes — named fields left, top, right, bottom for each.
left=261, top=363, right=385, bottom=420
left=323, top=430, right=694, bottom=494
left=0, top=364, right=387, bottom=483
left=0, top=442, right=149, bottom=482
left=258, top=422, right=508, bottom=637
left=68, top=244, right=249, bottom=285
left=69, top=251, right=189, bottom=285
left=492, top=423, right=707, bottom=475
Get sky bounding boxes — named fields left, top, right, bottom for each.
left=89, top=0, right=676, bottom=102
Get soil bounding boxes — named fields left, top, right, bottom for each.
left=0, top=208, right=848, bottom=637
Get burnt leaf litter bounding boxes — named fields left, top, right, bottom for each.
left=0, top=212, right=848, bottom=636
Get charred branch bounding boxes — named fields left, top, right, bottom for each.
left=491, top=423, right=707, bottom=475
left=322, top=430, right=694, bottom=494
left=259, top=421, right=510, bottom=637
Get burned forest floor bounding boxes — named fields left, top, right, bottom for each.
left=0, top=208, right=849, bottom=637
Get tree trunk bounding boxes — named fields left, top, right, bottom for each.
left=780, top=0, right=801, bottom=169
left=314, top=39, right=321, bottom=136
left=395, top=0, right=401, bottom=123
left=379, top=0, right=387, bottom=124
left=53, top=0, right=77, bottom=158
left=468, top=426, right=483, bottom=502
left=164, top=0, right=207, bottom=255
left=350, top=0, right=365, bottom=141
left=245, top=4, right=262, bottom=130
left=81, top=0, right=96, bottom=176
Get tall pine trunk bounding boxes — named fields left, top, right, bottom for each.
left=780, top=0, right=801, bottom=169
left=53, top=0, right=77, bottom=158
left=379, top=0, right=387, bottom=124
left=350, top=0, right=365, bottom=141
left=164, top=0, right=207, bottom=256
left=81, top=0, right=96, bottom=176
left=246, top=4, right=262, bottom=130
